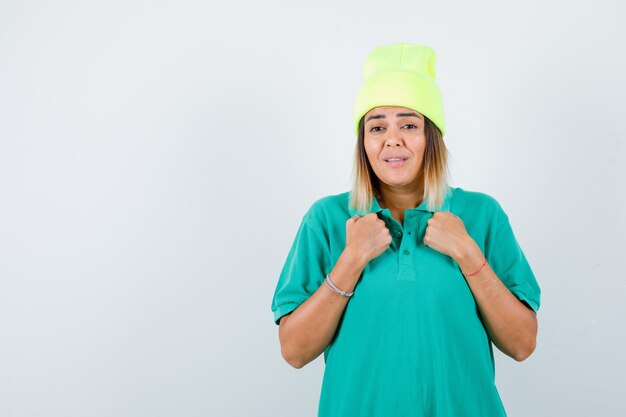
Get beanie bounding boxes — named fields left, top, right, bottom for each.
left=353, top=43, right=446, bottom=137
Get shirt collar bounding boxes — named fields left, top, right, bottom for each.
left=348, top=186, right=453, bottom=217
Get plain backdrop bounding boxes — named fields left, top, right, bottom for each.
left=1, top=1, right=624, bottom=416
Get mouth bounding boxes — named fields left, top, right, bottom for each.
left=384, top=157, right=408, bottom=167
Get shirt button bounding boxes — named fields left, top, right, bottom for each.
left=403, top=249, right=410, bottom=255
left=395, top=231, right=402, bottom=239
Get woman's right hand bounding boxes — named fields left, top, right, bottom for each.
left=345, top=213, right=392, bottom=265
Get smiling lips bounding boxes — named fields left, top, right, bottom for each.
left=384, top=156, right=408, bottom=167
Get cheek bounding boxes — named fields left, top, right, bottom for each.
left=409, top=140, right=427, bottom=156
left=363, top=143, right=378, bottom=161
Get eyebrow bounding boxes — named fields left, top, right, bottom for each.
left=365, top=112, right=423, bottom=123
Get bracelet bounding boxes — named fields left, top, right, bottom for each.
left=324, top=274, right=354, bottom=297
left=462, top=257, right=488, bottom=277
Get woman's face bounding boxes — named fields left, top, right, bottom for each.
left=363, top=105, right=426, bottom=191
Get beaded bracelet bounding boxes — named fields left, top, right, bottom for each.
left=324, top=274, right=354, bottom=297
left=462, top=257, right=488, bottom=277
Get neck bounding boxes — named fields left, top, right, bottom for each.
left=377, top=184, right=425, bottom=212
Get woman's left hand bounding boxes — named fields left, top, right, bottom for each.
left=423, top=211, right=475, bottom=261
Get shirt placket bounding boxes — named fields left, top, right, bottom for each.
left=397, top=212, right=419, bottom=281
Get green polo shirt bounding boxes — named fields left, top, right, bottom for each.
left=271, top=186, right=541, bottom=417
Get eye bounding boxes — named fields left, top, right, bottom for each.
left=402, top=124, right=417, bottom=129
left=369, top=126, right=384, bottom=132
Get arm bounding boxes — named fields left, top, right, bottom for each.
left=278, top=247, right=367, bottom=369
left=454, top=239, right=538, bottom=362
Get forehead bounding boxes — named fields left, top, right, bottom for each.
left=364, top=106, right=422, bottom=119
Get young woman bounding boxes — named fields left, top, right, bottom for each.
left=271, top=43, right=541, bottom=417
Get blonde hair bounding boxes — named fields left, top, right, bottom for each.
left=349, top=114, right=451, bottom=213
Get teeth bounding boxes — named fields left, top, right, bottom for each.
left=387, top=158, right=403, bottom=162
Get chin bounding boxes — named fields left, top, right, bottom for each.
left=381, top=179, right=414, bottom=187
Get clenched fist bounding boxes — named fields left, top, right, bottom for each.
left=345, top=213, right=392, bottom=265
left=423, top=211, right=474, bottom=260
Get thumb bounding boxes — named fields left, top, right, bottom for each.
left=347, top=214, right=361, bottom=224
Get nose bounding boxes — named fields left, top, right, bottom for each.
left=385, top=129, right=403, bottom=147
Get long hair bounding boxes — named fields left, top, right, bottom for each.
left=349, top=114, right=451, bottom=213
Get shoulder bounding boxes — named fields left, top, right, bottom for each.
left=304, top=191, right=351, bottom=223
left=450, top=186, right=506, bottom=220
left=297, top=191, right=351, bottom=238
left=294, top=192, right=350, bottom=243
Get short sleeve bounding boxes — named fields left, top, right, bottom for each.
left=485, top=204, right=542, bottom=314
left=271, top=213, right=331, bottom=325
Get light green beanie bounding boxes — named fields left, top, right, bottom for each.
left=353, top=43, right=446, bottom=137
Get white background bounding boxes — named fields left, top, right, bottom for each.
left=1, top=1, right=624, bottom=416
